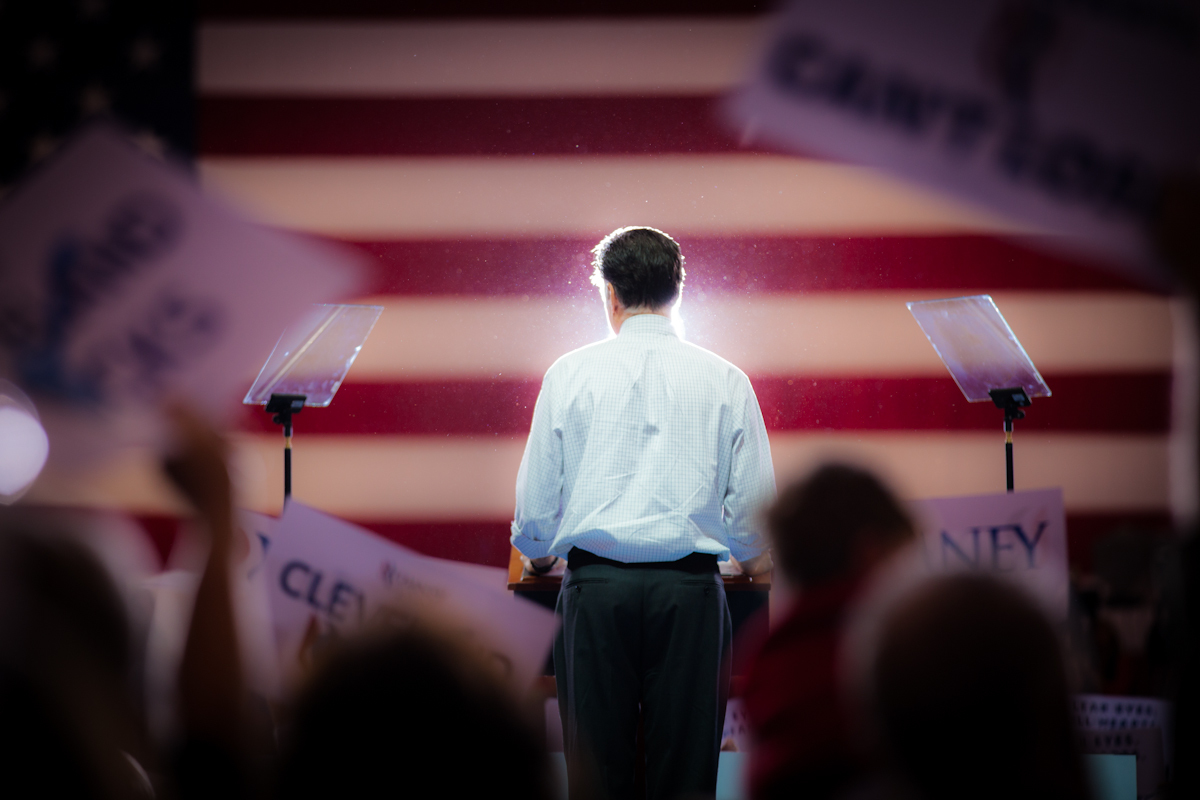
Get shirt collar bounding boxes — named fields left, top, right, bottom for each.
left=618, top=313, right=676, bottom=337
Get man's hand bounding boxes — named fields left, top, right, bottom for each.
left=732, top=551, right=773, bottom=577
left=521, top=554, right=560, bottom=575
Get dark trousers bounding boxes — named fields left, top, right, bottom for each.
left=554, top=549, right=733, bottom=800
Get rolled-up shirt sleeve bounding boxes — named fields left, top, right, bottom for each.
left=511, top=377, right=564, bottom=559
left=723, top=381, right=776, bottom=562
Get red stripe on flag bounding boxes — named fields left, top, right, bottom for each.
left=241, top=381, right=541, bottom=436
left=1063, top=512, right=1174, bottom=573
left=237, top=373, right=1171, bottom=435
left=129, top=512, right=1171, bottom=570
left=131, top=513, right=181, bottom=568
left=200, top=96, right=755, bottom=157
left=757, top=374, right=1171, bottom=433
left=356, top=520, right=513, bottom=567
left=131, top=514, right=512, bottom=568
left=347, top=236, right=1153, bottom=296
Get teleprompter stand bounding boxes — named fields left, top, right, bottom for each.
left=908, top=296, right=1050, bottom=494
left=244, top=304, right=383, bottom=504
left=988, top=386, right=1032, bottom=493
left=266, top=393, right=305, bottom=498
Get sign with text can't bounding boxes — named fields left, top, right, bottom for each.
left=731, top=0, right=1200, bottom=282
left=915, top=487, right=1068, bottom=623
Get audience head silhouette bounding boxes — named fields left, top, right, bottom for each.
left=278, top=624, right=553, bottom=800
left=871, top=574, right=1091, bottom=800
left=768, top=463, right=915, bottom=587
left=0, top=509, right=149, bottom=800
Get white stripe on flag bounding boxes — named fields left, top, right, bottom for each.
left=198, top=20, right=764, bottom=96
left=199, top=155, right=1032, bottom=238
left=343, top=292, right=1173, bottom=380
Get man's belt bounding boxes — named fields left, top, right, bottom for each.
left=566, top=547, right=718, bottom=574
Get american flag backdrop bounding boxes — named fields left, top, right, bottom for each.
left=25, top=2, right=1178, bottom=571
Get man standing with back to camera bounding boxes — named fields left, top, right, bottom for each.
left=511, top=226, right=775, bottom=799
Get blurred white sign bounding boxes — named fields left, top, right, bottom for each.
left=1075, top=693, right=1173, bottom=784
left=0, top=380, right=48, bottom=502
left=732, top=0, right=1200, bottom=281
left=236, top=510, right=283, bottom=698
left=721, top=697, right=753, bottom=753
left=0, top=125, right=366, bottom=464
left=265, top=502, right=558, bottom=692
left=915, top=487, right=1068, bottom=623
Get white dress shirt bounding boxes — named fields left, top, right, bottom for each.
left=511, top=313, right=776, bottom=563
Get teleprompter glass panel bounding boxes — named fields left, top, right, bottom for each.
left=907, top=295, right=1050, bottom=403
left=243, top=304, right=383, bottom=408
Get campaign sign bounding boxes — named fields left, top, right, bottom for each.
left=265, top=502, right=558, bottom=692
left=0, top=125, right=365, bottom=464
left=731, top=0, right=1200, bottom=280
left=1075, top=693, right=1173, bottom=785
left=914, top=487, right=1068, bottom=623
left=235, top=510, right=283, bottom=698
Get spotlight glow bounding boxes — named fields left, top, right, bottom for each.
left=0, top=388, right=49, bottom=503
left=671, top=301, right=686, bottom=341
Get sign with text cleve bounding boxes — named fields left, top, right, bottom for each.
left=265, top=502, right=559, bottom=692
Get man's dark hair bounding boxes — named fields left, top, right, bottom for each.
left=767, top=463, right=914, bottom=586
left=590, top=226, right=685, bottom=309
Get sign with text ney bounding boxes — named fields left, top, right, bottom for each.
left=915, top=487, right=1068, bottom=624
